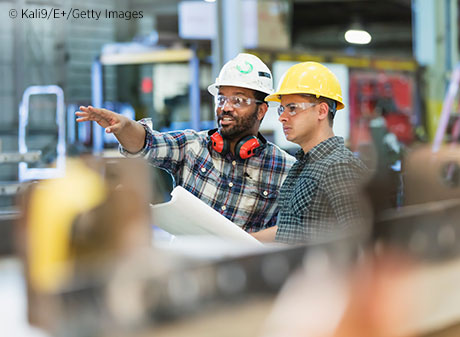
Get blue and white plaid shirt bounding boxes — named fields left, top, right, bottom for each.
left=275, top=136, right=369, bottom=244
left=120, top=119, right=295, bottom=232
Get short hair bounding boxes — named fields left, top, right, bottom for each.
left=253, top=90, right=268, bottom=105
left=300, top=94, right=337, bottom=126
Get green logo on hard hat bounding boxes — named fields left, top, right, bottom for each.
left=236, top=61, right=253, bottom=74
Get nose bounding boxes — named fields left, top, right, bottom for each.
left=222, top=98, right=234, bottom=111
left=278, top=110, right=289, bottom=122
left=216, top=101, right=233, bottom=117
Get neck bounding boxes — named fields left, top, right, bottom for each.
left=301, top=127, right=334, bottom=154
left=229, top=139, right=238, bottom=155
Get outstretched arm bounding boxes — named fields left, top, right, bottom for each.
left=76, top=106, right=146, bottom=153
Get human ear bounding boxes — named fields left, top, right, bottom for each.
left=257, top=103, right=268, bottom=121
left=317, top=102, right=329, bottom=121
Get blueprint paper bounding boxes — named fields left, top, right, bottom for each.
left=151, top=186, right=261, bottom=245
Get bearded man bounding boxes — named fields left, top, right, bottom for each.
left=76, top=53, right=295, bottom=232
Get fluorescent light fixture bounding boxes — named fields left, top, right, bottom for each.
left=344, top=29, right=372, bottom=45
left=204, top=0, right=216, bottom=2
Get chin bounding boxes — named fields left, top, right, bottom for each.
left=220, top=127, right=237, bottom=138
left=284, top=134, right=294, bottom=142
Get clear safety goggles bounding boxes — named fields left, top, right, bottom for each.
left=215, top=95, right=264, bottom=109
left=277, top=102, right=317, bottom=116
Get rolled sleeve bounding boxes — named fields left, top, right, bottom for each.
left=119, top=118, right=153, bottom=158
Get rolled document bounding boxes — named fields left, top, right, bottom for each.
left=151, top=186, right=262, bottom=245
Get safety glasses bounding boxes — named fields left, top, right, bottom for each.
left=215, top=95, right=264, bottom=109
left=277, top=102, right=317, bottom=116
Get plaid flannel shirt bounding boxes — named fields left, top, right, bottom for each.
left=275, top=136, right=369, bottom=244
left=120, top=119, right=295, bottom=232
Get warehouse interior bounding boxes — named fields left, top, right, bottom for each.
left=2, top=0, right=460, bottom=336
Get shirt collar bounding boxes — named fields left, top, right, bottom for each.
left=295, top=136, right=343, bottom=162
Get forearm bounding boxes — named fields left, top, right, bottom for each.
left=114, top=119, right=146, bottom=153
left=251, top=225, right=277, bottom=243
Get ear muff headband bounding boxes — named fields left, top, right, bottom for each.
left=210, top=130, right=262, bottom=159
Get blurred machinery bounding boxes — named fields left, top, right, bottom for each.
left=12, top=146, right=460, bottom=337
left=15, top=195, right=460, bottom=337
left=0, top=152, right=39, bottom=255
left=16, top=156, right=152, bottom=333
left=18, top=85, right=66, bottom=182
left=0, top=85, right=65, bottom=256
left=403, top=62, right=460, bottom=207
left=404, top=145, right=460, bottom=205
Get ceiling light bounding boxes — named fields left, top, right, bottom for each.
left=344, top=29, right=372, bottom=45
left=204, top=0, right=216, bottom=2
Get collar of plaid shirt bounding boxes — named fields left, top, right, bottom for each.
left=295, top=136, right=345, bottom=163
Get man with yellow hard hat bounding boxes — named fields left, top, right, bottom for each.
left=252, top=61, right=369, bottom=244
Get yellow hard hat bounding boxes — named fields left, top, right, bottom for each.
left=27, top=159, right=107, bottom=292
left=265, top=61, right=345, bottom=110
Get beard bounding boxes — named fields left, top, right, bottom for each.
left=217, top=106, right=259, bottom=140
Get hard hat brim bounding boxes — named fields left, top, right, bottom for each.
left=265, top=90, right=345, bottom=110
left=208, top=82, right=273, bottom=96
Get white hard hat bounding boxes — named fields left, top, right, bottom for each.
left=208, top=53, right=274, bottom=96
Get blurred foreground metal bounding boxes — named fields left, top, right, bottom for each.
left=11, top=147, right=460, bottom=337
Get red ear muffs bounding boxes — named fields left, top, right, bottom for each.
left=235, top=135, right=261, bottom=159
left=210, top=130, right=262, bottom=159
left=210, top=131, right=229, bottom=155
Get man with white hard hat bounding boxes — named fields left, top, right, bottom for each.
left=76, top=53, right=295, bottom=233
